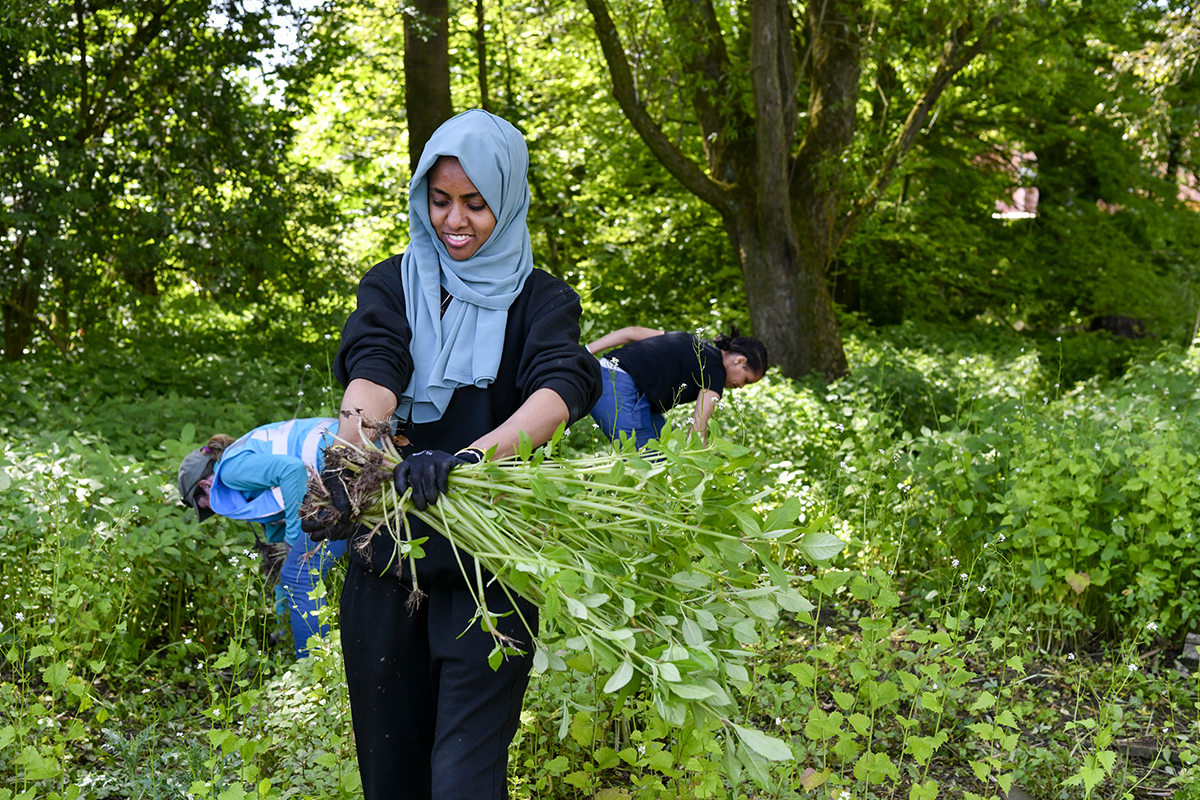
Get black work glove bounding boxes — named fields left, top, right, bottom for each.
left=393, top=448, right=484, bottom=511
left=303, top=467, right=356, bottom=542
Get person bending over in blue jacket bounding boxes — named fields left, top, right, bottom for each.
left=177, top=418, right=350, bottom=659
left=586, top=327, right=768, bottom=448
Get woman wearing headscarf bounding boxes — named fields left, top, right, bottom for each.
left=324, top=110, right=601, bottom=800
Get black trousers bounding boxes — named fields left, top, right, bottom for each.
left=340, top=560, right=537, bottom=800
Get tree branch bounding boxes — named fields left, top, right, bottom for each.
left=584, top=0, right=733, bottom=213
left=80, top=0, right=178, bottom=144
left=836, top=13, right=1004, bottom=246
left=74, top=0, right=90, bottom=129
left=661, top=0, right=750, bottom=183
left=0, top=295, right=72, bottom=358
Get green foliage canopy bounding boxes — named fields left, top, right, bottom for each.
left=0, top=0, right=348, bottom=360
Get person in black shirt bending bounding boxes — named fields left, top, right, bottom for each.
left=586, top=326, right=767, bottom=447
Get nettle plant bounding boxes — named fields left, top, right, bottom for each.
left=508, top=564, right=1035, bottom=799
left=896, top=354, right=1200, bottom=644
left=784, top=565, right=1032, bottom=799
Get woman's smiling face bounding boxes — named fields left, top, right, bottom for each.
left=428, top=156, right=497, bottom=261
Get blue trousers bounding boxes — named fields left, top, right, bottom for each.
left=277, top=533, right=348, bottom=658
left=589, top=365, right=665, bottom=449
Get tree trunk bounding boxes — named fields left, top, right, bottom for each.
left=751, top=0, right=848, bottom=378
left=475, top=0, right=490, bottom=112
left=785, top=0, right=861, bottom=378
left=3, top=274, right=41, bottom=361
left=404, top=0, right=453, bottom=173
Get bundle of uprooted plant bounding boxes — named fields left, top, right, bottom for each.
left=301, top=422, right=844, bottom=772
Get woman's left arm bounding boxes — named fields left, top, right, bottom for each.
left=691, top=389, right=721, bottom=443
left=468, top=387, right=569, bottom=458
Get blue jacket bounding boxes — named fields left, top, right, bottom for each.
left=210, top=418, right=339, bottom=546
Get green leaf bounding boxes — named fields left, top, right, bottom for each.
left=995, top=709, right=1018, bottom=728
left=667, top=682, right=716, bottom=700
left=797, top=532, right=847, bottom=562
left=970, top=690, right=997, bottom=711
left=731, top=724, right=793, bottom=761
left=804, top=709, right=843, bottom=740
left=516, top=430, right=534, bottom=461
left=603, top=662, right=634, bottom=693
left=868, top=679, right=900, bottom=709
left=909, top=779, right=940, bottom=800
left=785, top=662, right=815, bottom=686
left=16, top=746, right=61, bottom=781
left=656, top=662, right=681, bottom=682
left=43, top=662, right=69, bottom=692
left=569, top=711, right=595, bottom=747
left=906, top=731, right=948, bottom=765
left=763, top=497, right=802, bottom=531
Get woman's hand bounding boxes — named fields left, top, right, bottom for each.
left=691, top=389, right=721, bottom=444
left=393, top=448, right=485, bottom=511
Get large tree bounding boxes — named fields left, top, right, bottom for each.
left=582, top=0, right=1004, bottom=378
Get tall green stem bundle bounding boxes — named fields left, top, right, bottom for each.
left=304, top=426, right=845, bottom=777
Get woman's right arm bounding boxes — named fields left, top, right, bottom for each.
left=585, top=326, right=663, bottom=355
left=334, top=257, right=413, bottom=447
left=217, top=452, right=309, bottom=545
left=337, top=379, right=399, bottom=448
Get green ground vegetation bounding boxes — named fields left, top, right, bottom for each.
left=1, top=306, right=1197, bottom=799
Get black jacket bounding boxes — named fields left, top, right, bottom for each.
left=335, top=255, right=602, bottom=583
left=608, top=331, right=725, bottom=413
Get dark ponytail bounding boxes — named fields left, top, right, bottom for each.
left=713, top=329, right=768, bottom=375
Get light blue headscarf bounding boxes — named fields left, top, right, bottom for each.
left=399, top=109, right=534, bottom=424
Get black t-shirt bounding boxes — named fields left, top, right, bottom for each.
left=607, top=332, right=725, bottom=413
left=335, top=255, right=602, bottom=583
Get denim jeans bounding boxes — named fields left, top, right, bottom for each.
left=277, top=533, right=348, bottom=658
left=589, top=365, right=665, bottom=449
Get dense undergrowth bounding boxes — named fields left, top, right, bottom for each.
left=1, top=309, right=1197, bottom=799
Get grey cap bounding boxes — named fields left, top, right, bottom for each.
left=177, top=447, right=216, bottom=522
